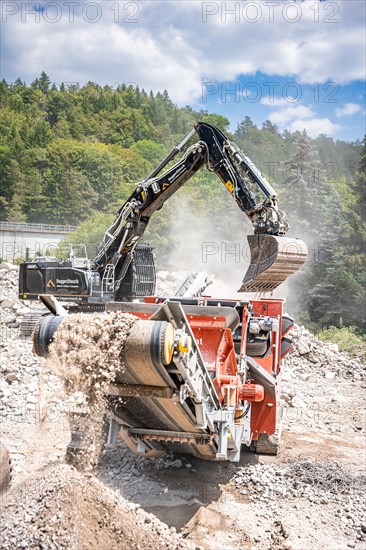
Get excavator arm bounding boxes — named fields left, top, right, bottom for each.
left=93, top=122, right=307, bottom=294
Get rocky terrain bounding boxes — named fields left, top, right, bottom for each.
left=1, top=462, right=193, bottom=550
left=0, top=262, right=365, bottom=549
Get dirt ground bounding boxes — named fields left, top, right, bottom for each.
left=0, top=264, right=365, bottom=549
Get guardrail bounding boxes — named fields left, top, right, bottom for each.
left=0, top=222, right=78, bottom=233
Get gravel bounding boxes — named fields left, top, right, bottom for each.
left=285, top=324, right=365, bottom=382
left=0, top=462, right=193, bottom=549
left=1, top=263, right=365, bottom=549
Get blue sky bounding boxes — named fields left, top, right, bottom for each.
left=1, top=0, right=365, bottom=141
left=196, top=74, right=365, bottom=140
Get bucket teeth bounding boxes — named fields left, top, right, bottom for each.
left=239, top=235, right=308, bottom=293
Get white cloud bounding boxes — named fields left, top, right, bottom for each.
left=266, top=104, right=341, bottom=137
left=335, top=103, right=362, bottom=117
left=289, top=117, right=341, bottom=138
left=1, top=0, right=365, bottom=104
left=260, top=97, right=295, bottom=107
left=269, top=105, right=315, bottom=124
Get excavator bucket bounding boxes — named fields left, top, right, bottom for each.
left=239, top=235, right=308, bottom=293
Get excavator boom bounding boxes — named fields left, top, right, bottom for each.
left=94, top=121, right=307, bottom=294
left=194, top=123, right=308, bottom=292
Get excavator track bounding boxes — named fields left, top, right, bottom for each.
left=239, top=235, right=308, bottom=293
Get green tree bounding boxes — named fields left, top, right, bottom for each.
left=281, top=132, right=329, bottom=236
left=6, top=160, right=27, bottom=222
left=201, top=114, right=230, bottom=132
left=0, top=74, right=363, bottom=330
left=61, top=212, right=114, bottom=258
left=131, top=140, right=166, bottom=165
left=282, top=134, right=342, bottom=323
left=262, top=120, right=280, bottom=135
left=235, top=116, right=256, bottom=138
left=31, top=71, right=51, bottom=94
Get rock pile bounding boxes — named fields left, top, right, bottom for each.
left=155, top=271, right=187, bottom=295
left=0, top=462, right=193, bottom=550
left=98, top=439, right=194, bottom=502
left=285, top=324, right=364, bottom=382
left=1, top=262, right=365, bottom=550
left=0, top=263, right=43, bottom=422
left=279, top=324, right=365, bottom=436
left=233, top=459, right=366, bottom=542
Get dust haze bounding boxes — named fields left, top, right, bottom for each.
left=147, top=192, right=253, bottom=298
left=147, top=191, right=310, bottom=305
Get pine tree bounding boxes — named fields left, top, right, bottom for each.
left=332, top=136, right=366, bottom=328
left=262, top=120, right=280, bottom=135
left=235, top=116, right=256, bottom=139
left=282, top=132, right=329, bottom=237
left=31, top=71, right=51, bottom=94
left=354, top=135, right=366, bottom=221
left=282, top=133, right=342, bottom=322
left=306, top=190, right=344, bottom=326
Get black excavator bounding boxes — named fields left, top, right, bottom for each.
left=19, top=122, right=307, bottom=307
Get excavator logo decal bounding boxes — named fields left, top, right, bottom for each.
left=47, top=279, right=55, bottom=288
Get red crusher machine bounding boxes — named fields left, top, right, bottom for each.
left=33, top=292, right=294, bottom=461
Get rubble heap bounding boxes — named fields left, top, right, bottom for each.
left=1, top=262, right=365, bottom=550
left=0, top=462, right=193, bottom=550
left=286, top=324, right=364, bottom=382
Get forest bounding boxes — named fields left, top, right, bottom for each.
left=0, top=72, right=365, bottom=334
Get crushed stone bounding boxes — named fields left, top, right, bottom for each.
left=1, top=263, right=365, bottom=550
left=0, top=462, right=193, bottom=550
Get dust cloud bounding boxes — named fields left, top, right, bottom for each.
left=46, top=312, right=137, bottom=471
left=148, top=191, right=254, bottom=298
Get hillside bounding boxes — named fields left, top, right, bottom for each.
left=0, top=74, right=365, bottom=330
left=0, top=73, right=360, bottom=224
